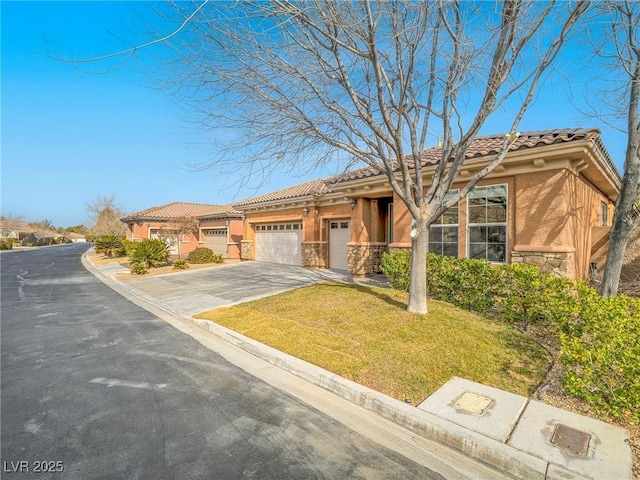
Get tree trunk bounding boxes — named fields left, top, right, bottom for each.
left=599, top=220, right=632, bottom=296
left=407, top=218, right=428, bottom=314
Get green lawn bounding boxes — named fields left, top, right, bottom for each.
left=195, top=282, right=551, bottom=404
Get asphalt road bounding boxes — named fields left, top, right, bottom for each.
left=1, top=245, right=443, bottom=479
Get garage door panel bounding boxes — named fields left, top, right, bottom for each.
left=204, top=229, right=228, bottom=257
left=329, top=220, right=350, bottom=270
left=255, top=223, right=302, bottom=265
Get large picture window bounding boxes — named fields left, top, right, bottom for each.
left=468, top=185, right=507, bottom=263
left=429, top=190, right=459, bottom=257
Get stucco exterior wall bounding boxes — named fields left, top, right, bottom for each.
left=199, top=218, right=243, bottom=259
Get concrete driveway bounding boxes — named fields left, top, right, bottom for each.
left=123, top=262, right=353, bottom=316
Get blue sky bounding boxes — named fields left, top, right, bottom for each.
left=1, top=1, right=629, bottom=228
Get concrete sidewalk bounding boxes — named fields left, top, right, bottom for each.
left=84, top=254, right=632, bottom=480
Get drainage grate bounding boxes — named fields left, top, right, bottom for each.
left=452, top=392, right=493, bottom=415
left=550, top=424, right=591, bottom=456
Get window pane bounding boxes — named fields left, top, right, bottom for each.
left=429, top=226, right=443, bottom=242
left=486, top=205, right=506, bottom=223
left=468, top=188, right=485, bottom=202
left=428, top=242, right=441, bottom=255
left=487, top=226, right=506, bottom=243
left=469, top=226, right=486, bottom=243
left=486, top=184, right=506, bottom=200
left=469, top=206, right=486, bottom=224
left=487, top=244, right=506, bottom=262
left=442, top=208, right=458, bottom=224
left=442, top=243, right=458, bottom=257
left=469, top=243, right=487, bottom=259
left=442, top=226, right=458, bottom=242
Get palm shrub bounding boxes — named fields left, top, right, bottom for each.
left=187, top=247, right=222, bottom=264
left=129, top=261, right=148, bottom=275
left=130, top=239, right=169, bottom=269
left=172, top=259, right=189, bottom=270
left=122, top=239, right=138, bottom=257
left=94, top=235, right=124, bottom=258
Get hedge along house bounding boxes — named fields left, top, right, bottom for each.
left=121, top=202, right=243, bottom=259
left=236, top=128, right=621, bottom=280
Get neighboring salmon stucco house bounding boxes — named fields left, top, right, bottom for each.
left=234, top=128, right=621, bottom=279
left=121, top=202, right=243, bottom=258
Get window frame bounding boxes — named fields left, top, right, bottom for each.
left=466, top=184, right=508, bottom=264
left=428, top=189, right=460, bottom=258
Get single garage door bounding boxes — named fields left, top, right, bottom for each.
left=329, top=220, right=350, bottom=270
left=204, top=228, right=228, bottom=257
left=150, top=229, right=179, bottom=255
left=255, top=223, right=302, bottom=265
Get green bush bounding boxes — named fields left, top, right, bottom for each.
left=187, top=247, right=222, bottom=264
left=94, top=235, right=124, bottom=258
left=172, top=259, right=189, bottom=270
left=495, top=263, right=576, bottom=327
left=380, top=251, right=411, bottom=291
left=122, top=239, right=138, bottom=257
left=0, top=239, right=13, bottom=250
left=129, top=261, right=148, bottom=275
left=381, top=251, right=575, bottom=326
left=559, top=283, right=640, bottom=423
left=130, top=239, right=169, bottom=269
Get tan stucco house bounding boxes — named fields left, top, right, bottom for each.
left=234, top=128, right=621, bottom=279
left=121, top=202, right=243, bottom=259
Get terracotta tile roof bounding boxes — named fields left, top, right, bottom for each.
left=122, top=202, right=240, bottom=221
left=233, top=179, right=329, bottom=207
left=326, top=128, right=602, bottom=184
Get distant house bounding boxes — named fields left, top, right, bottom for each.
left=121, top=202, right=243, bottom=258
left=65, top=233, right=87, bottom=243
left=234, top=128, right=621, bottom=280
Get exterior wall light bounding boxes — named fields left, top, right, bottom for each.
left=302, top=208, right=309, bottom=218
left=350, top=198, right=358, bottom=210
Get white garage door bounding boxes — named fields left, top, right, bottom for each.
left=204, top=229, right=228, bottom=257
left=255, top=223, right=302, bottom=265
left=150, top=229, right=179, bottom=255
left=329, top=220, right=350, bottom=270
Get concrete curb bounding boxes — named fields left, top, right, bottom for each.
left=81, top=251, right=614, bottom=480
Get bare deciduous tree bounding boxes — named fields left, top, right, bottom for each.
left=76, top=1, right=589, bottom=312
left=158, top=215, right=199, bottom=259
left=87, top=195, right=125, bottom=237
left=596, top=1, right=640, bottom=296
left=155, top=1, right=589, bottom=313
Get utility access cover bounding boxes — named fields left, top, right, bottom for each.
left=550, top=424, right=591, bottom=456
left=452, top=391, right=493, bottom=415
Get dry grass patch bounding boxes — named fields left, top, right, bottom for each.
left=195, top=282, right=550, bottom=404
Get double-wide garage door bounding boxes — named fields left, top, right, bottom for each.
left=203, top=228, right=228, bottom=257
left=255, top=223, right=302, bottom=265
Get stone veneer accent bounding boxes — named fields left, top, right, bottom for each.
left=511, top=246, right=574, bottom=278
left=348, top=243, right=388, bottom=275
left=240, top=240, right=254, bottom=261
left=302, top=242, right=327, bottom=268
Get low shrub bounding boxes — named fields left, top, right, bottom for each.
left=188, top=247, right=223, bottom=264
left=172, top=259, right=189, bottom=270
left=0, top=239, right=13, bottom=250
left=495, top=263, right=576, bottom=327
left=380, top=251, right=411, bottom=291
left=122, top=239, right=138, bottom=257
left=559, top=283, right=640, bottom=423
left=129, top=261, right=148, bottom=275
left=94, top=235, right=124, bottom=258
left=130, top=239, right=169, bottom=269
